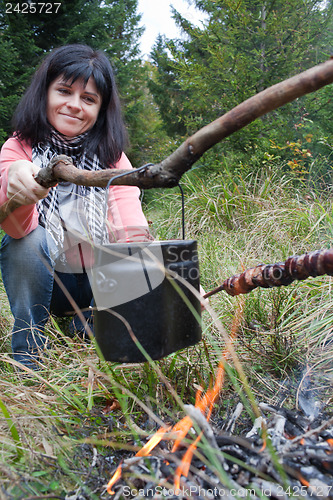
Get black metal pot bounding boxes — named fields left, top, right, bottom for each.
left=90, top=239, right=202, bottom=362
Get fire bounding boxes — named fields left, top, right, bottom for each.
left=136, top=426, right=172, bottom=457
left=299, top=475, right=310, bottom=488
left=167, top=301, right=243, bottom=487
left=106, top=462, right=122, bottom=495
left=107, top=300, right=244, bottom=495
left=174, top=433, right=202, bottom=489
left=325, top=438, right=333, bottom=462
left=171, top=415, right=193, bottom=453
left=106, top=426, right=171, bottom=493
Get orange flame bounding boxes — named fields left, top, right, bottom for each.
left=169, top=300, right=242, bottom=483
left=136, top=426, right=172, bottom=457
left=170, top=337, right=229, bottom=455
left=325, top=438, right=333, bottom=456
left=106, top=427, right=172, bottom=495
left=107, top=301, right=243, bottom=495
left=259, top=440, right=267, bottom=452
left=299, top=475, right=310, bottom=488
left=171, top=415, right=193, bottom=453
left=106, top=462, right=122, bottom=495
left=174, top=433, right=203, bottom=489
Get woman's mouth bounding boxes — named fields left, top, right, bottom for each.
left=61, top=113, right=82, bottom=121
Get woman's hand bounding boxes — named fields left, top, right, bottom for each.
left=7, top=160, right=51, bottom=206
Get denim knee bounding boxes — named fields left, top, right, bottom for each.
left=0, top=225, right=57, bottom=365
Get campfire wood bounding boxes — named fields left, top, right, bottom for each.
left=106, top=404, right=333, bottom=499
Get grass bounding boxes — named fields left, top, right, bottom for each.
left=0, top=164, right=332, bottom=497
left=146, top=166, right=333, bottom=395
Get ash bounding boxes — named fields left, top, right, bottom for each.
left=104, top=402, right=333, bottom=500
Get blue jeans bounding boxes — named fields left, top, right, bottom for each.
left=0, top=225, right=93, bottom=368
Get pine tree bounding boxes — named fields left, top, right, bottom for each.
left=149, top=0, right=333, bottom=155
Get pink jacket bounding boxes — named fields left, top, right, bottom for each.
left=0, top=137, right=150, bottom=241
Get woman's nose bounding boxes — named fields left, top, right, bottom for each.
left=67, top=93, right=81, bottom=110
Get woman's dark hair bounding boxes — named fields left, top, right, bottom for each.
left=12, top=44, right=127, bottom=166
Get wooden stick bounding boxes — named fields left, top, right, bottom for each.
left=204, top=248, right=333, bottom=298
left=37, top=59, right=333, bottom=190
left=1, top=59, right=333, bottom=225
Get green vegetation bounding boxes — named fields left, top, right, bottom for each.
left=0, top=0, right=332, bottom=496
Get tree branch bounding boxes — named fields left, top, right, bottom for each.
left=1, top=59, right=333, bottom=226
left=36, top=58, right=333, bottom=189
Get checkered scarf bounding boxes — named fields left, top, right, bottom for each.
left=32, top=130, right=109, bottom=248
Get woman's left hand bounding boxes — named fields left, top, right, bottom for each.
left=7, top=160, right=51, bottom=206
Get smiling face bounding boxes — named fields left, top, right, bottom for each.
left=46, top=76, right=102, bottom=138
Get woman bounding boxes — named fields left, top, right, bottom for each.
left=0, top=44, right=152, bottom=370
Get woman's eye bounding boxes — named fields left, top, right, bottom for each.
left=83, top=96, right=96, bottom=103
left=58, top=88, right=70, bottom=94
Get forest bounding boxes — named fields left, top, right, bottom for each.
left=0, top=0, right=332, bottom=498
left=0, top=0, right=332, bottom=177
